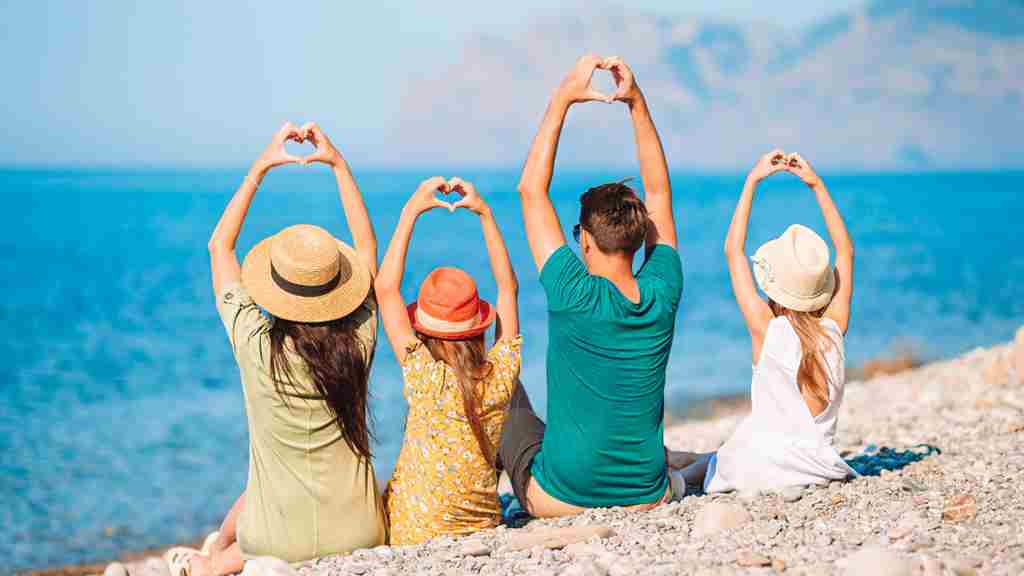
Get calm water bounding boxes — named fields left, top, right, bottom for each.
left=2, top=168, right=1022, bottom=570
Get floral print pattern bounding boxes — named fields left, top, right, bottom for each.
left=385, top=336, right=522, bottom=546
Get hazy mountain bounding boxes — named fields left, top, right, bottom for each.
left=398, top=1, right=1023, bottom=170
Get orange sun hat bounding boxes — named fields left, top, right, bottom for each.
left=407, top=267, right=495, bottom=340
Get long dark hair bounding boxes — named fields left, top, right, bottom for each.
left=265, top=315, right=374, bottom=465
left=421, top=334, right=496, bottom=464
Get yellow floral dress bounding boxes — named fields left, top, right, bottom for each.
left=385, top=336, right=522, bottom=546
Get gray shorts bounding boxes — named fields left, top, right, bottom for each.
left=496, top=381, right=546, bottom=511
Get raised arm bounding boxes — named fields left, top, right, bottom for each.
left=208, top=122, right=303, bottom=296
left=726, top=150, right=787, bottom=362
left=450, top=177, right=519, bottom=341
left=786, top=153, right=854, bottom=333
left=518, top=54, right=611, bottom=271
left=603, top=57, right=676, bottom=252
left=374, top=177, right=453, bottom=360
left=302, top=122, right=377, bottom=278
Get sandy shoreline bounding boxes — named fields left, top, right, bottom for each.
left=25, top=329, right=1024, bottom=575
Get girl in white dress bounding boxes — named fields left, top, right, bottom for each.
left=671, top=150, right=856, bottom=493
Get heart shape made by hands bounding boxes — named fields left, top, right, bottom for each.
left=283, top=136, right=316, bottom=161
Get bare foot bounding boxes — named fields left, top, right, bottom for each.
left=189, top=554, right=213, bottom=576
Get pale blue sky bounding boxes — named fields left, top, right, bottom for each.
left=2, top=1, right=862, bottom=167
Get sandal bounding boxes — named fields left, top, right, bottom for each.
left=200, top=531, right=221, bottom=556
left=164, top=547, right=202, bottom=576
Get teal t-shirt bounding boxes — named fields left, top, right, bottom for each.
left=531, top=244, right=684, bottom=507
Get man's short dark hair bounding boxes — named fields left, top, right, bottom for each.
left=579, top=181, right=649, bottom=254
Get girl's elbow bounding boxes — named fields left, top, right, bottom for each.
left=373, top=276, right=399, bottom=295
left=208, top=239, right=229, bottom=254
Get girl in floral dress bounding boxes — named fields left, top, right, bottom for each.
left=375, top=176, right=521, bottom=545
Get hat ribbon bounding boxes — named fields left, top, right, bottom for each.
left=416, top=306, right=480, bottom=333
left=271, top=263, right=341, bottom=298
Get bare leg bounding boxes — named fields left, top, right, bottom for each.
left=192, top=492, right=246, bottom=576
left=666, top=449, right=703, bottom=470
left=679, top=453, right=714, bottom=488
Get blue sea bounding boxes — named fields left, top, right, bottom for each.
left=2, top=168, right=1022, bottom=571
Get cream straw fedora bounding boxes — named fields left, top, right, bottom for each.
left=751, top=224, right=836, bottom=313
left=241, top=224, right=370, bottom=323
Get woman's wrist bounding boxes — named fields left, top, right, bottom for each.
left=248, top=161, right=270, bottom=182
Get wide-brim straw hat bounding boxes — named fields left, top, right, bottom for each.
left=241, top=224, right=370, bottom=323
left=407, top=267, right=495, bottom=340
left=751, top=224, right=836, bottom=313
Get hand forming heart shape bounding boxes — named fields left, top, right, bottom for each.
left=410, top=176, right=489, bottom=215
left=261, top=121, right=344, bottom=169
left=750, top=149, right=821, bottom=188
left=558, top=54, right=642, bottom=105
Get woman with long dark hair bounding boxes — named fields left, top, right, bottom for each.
left=167, top=122, right=385, bottom=576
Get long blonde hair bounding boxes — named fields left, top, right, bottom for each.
left=769, top=300, right=840, bottom=415
left=421, top=334, right=496, bottom=464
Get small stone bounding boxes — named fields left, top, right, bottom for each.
left=901, top=477, right=926, bottom=493
left=910, top=533, right=935, bottom=551
left=780, top=486, right=804, bottom=503
left=345, top=561, right=371, bottom=575
left=921, top=557, right=942, bottom=573
left=946, top=559, right=979, bottom=576
left=103, top=562, right=128, bottom=576
left=647, top=563, right=678, bottom=576
left=241, top=557, right=298, bottom=576
left=140, top=557, right=172, bottom=576
left=942, top=494, right=977, bottom=522
left=594, top=553, right=626, bottom=575
left=564, top=542, right=604, bottom=558
left=887, top=523, right=913, bottom=540
left=831, top=494, right=847, bottom=506
left=692, top=502, right=752, bottom=538
left=507, top=526, right=615, bottom=551
left=559, top=559, right=607, bottom=576
left=372, top=545, right=394, bottom=558
left=843, top=547, right=912, bottom=576
left=757, top=520, right=783, bottom=543
left=736, top=551, right=772, bottom=567
left=772, top=558, right=787, bottom=572
left=457, top=542, right=491, bottom=557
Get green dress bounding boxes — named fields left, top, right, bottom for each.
left=217, top=283, right=386, bottom=562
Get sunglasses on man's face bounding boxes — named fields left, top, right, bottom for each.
left=572, top=224, right=582, bottom=244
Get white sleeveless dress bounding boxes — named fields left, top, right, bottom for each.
left=704, top=316, right=857, bottom=493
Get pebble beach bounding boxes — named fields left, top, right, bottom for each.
left=79, top=328, right=1024, bottom=576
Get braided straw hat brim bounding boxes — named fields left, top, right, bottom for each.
left=241, top=236, right=370, bottom=323
left=752, top=236, right=836, bottom=313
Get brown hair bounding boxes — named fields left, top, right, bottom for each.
left=421, top=334, right=496, bottom=464
left=579, top=181, right=649, bottom=254
left=265, top=316, right=374, bottom=467
left=769, top=300, right=840, bottom=416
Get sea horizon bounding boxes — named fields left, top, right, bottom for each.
left=4, top=167, right=1022, bottom=571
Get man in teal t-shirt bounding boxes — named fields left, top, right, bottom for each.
left=497, top=55, right=684, bottom=516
